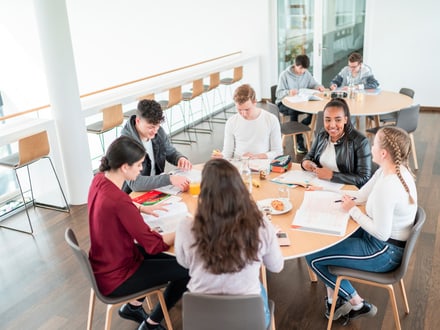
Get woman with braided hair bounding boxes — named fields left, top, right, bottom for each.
left=305, top=126, right=417, bottom=322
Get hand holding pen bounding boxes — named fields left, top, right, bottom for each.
left=338, top=195, right=357, bottom=212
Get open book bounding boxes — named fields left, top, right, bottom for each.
left=291, top=191, right=350, bottom=236
left=142, top=202, right=189, bottom=234
left=285, top=88, right=322, bottom=103
left=271, top=170, right=344, bottom=190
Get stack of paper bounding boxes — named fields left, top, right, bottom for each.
left=142, top=202, right=189, bottom=234
left=291, top=191, right=350, bottom=236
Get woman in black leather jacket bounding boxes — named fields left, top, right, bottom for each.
left=301, top=98, right=372, bottom=188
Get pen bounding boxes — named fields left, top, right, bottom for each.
left=334, top=197, right=357, bottom=203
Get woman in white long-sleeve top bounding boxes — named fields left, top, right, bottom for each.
left=175, top=159, right=284, bottom=327
left=306, top=126, right=417, bottom=323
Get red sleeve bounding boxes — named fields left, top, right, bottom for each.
left=117, top=199, right=170, bottom=254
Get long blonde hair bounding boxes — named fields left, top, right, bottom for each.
left=378, top=126, right=415, bottom=204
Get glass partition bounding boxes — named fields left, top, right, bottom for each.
left=277, top=0, right=366, bottom=86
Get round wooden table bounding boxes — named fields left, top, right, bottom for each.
left=282, top=90, right=413, bottom=132
left=150, top=163, right=360, bottom=260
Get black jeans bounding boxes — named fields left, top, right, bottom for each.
left=110, top=246, right=190, bottom=323
left=278, top=102, right=311, bottom=146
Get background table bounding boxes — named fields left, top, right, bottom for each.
left=282, top=90, right=414, bottom=133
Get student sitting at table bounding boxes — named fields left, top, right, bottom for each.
left=301, top=98, right=372, bottom=188
left=212, top=84, right=283, bottom=160
left=88, top=136, right=190, bottom=330
left=275, top=54, right=325, bottom=154
left=121, top=99, right=192, bottom=193
left=174, top=158, right=284, bottom=328
left=329, top=52, right=379, bottom=91
left=305, top=126, right=417, bottom=323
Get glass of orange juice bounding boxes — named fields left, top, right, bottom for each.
left=189, top=181, right=201, bottom=196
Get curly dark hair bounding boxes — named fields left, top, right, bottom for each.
left=136, top=99, right=165, bottom=125
left=192, top=159, right=264, bottom=274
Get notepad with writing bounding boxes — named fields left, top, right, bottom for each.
left=291, top=191, right=349, bottom=236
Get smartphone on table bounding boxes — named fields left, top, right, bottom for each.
left=276, top=231, right=291, bottom=246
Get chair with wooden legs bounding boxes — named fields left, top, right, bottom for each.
left=366, top=87, right=415, bottom=129
left=326, top=207, right=426, bottom=330
left=220, top=66, right=243, bottom=112
left=366, top=104, right=420, bottom=170
left=123, top=93, right=155, bottom=119
left=158, top=86, right=195, bottom=145
left=0, top=131, right=70, bottom=235
left=260, top=101, right=311, bottom=156
left=87, top=104, right=124, bottom=156
left=203, top=72, right=227, bottom=123
left=65, top=228, right=173, bottom=330
left=182, top=78, right=212, bottom=138
left=270, top=85, right=289, bottom=124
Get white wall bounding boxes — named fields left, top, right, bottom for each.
left=365, top=0, right=440, bottom=107
left=1, top=0, right=439, bottom=112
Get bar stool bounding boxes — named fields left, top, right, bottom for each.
left=123, top=93, right=155, bottom=119
left=87, top=104, right=124, bottom=157
left=203, top=72, right=227, bottom=123
left=158, top=86, right=195, bottom=145
left=0, top=131, right=70, bottom=235
left=182, top=78, right=212, bottom=138
left=220, top=66, right=243, bottom=111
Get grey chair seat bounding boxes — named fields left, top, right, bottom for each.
left=65, top=228, right=173, bottom=330
left=182, top=292, right=275, bottom=330
left=327, top=206, right=426, bottom=330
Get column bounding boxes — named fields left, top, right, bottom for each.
left=33, top=0, right=93, bottom=205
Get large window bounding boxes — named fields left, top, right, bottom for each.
left=277, top=0, right=366, bottom=86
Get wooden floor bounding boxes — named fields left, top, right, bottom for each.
left=0, top=110, right=439, bottom=330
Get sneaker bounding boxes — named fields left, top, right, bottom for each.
left=348, top=300, right=377, bottom=319
left=296, top=144, right=308, bottom=154
left=325, top=296, right=352, bottom=320
left=138, top=321, right=166, bottom=330
left=118, top=303, right=149, bottom=324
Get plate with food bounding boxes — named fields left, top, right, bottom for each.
left=257, top=198, right=293, bottom=215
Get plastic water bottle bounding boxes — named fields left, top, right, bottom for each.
left=241, top=157, right=253, bottom=193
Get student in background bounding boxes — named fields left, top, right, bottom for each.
left=275, top=54, right=324, bottom=153
left=213, top=84, right=282, bottom=160
left=301, top=98, right=372, bottom=188
left=329, top=52, right=379, bottom=91
left=121, top=99, right=192, bottom=193
left=88, top=136, right=189, bottom=330
left=305, top=126, right=417, bottom=323
left=175, top=159, right=284, bottom=328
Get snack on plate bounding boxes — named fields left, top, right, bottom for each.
left=271, top=199, right=284, bottom=211
left=212, top=149, right=222, bottom=156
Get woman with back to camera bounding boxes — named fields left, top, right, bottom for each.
left=301, top=98, right=372, bottom=188
left=305, top=126, right=417, bottom=323
left=175, top=159, right=284, bottom=328
left=88, top=136, right=189, bottom=330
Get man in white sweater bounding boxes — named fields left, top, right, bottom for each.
left=214, top=84, right=282, bottom=160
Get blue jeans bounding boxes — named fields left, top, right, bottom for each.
left=260, top=283, right=270, bottom=328
left=305, top=228, right=404, bottom=300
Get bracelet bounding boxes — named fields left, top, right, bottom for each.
left=138, top=205, right=142, bottom=213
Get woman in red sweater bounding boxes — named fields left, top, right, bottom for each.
left=88, top=136, right=189, bottom=330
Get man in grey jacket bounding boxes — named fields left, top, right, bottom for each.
left=276, top=54, right=324, bottom=153
left=120, top=99, right=192, bottom=193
